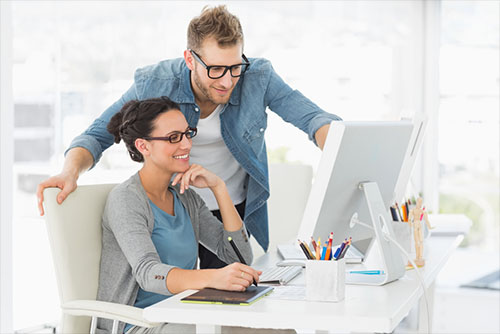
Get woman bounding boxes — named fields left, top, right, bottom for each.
left=96, top=97, right=260, bottom=334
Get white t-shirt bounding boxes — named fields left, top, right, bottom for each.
left=189, top=105, right=247, bottom=210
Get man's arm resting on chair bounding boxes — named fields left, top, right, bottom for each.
left=37, top=147, right=94, bottom=216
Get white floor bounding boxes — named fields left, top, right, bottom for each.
left=430, top=247, right=500, bottom=334
left=395, top=246, right=500, bottom=334
left=432, top=286, right=499, bottom=334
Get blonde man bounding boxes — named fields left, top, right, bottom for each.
left=37, top=5, right=341, bottom=268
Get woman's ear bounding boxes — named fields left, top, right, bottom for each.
left=135, top=138, right=150, bottom=157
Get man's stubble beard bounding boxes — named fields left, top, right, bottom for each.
left=192, top=70, right=231, bottom=106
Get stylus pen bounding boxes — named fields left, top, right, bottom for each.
left=227, top=237, right=258, bottom=286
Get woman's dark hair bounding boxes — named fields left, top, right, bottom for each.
left=107, top=97, right=181, bottom=162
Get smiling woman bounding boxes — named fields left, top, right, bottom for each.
left=106, top=98, right=187, bottom=163
left=99, top=96, right=258, bottom=333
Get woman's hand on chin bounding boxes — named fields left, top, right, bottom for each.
left=171, top=164, right=223, bottom=194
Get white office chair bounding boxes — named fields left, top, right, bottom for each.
left=43, top=184, right=160, bottom=334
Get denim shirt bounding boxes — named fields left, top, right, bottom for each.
left=68, top=57, right=341, bottom=251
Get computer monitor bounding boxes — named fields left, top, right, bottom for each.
left=297, top=121, right=414, bottom=285
left=393, top=114, right=427, bottom=204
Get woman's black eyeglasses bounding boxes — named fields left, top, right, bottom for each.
left=143, top=127, right=197, bottom=143
left=189, top=49, right=250, bottom=79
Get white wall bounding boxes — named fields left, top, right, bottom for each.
left=0, top=0, right=14, bottom=332
left=420, top=0, right=441, bottom=212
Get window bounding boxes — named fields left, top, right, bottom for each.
left=262, top=1, right=424, bottom=167
left=438, top=1, right=499, bottom=249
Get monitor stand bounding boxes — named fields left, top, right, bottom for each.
left=348, top=182, right=406, bottom=285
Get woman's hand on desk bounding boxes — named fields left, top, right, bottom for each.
left=208, top=263, right=261, bottom=291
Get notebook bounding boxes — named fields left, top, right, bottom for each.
left=181, top=286, right=274, bottom=305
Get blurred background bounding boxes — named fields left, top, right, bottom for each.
left=0, top=0, right=498, bottom=333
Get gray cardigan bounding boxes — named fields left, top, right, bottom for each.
left=96, top=173, right=252, bottom=333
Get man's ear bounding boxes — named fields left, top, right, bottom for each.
left=184, top=49, right=194, bottom=71
left=135, top=138, right=150, bottom=157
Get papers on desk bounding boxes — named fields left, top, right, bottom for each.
left=263, top=285, right=306, bottom=301
left=428, top=214, right=472, bottom=236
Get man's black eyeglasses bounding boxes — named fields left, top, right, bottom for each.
left=190, top=49, right=250, bottom=79
left=143, top=127, right=197, bottom=144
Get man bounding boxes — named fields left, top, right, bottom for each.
left=36, top=5, right=341, bottom=269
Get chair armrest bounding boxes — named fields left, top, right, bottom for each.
left=62, top=300, right=160, bottom=328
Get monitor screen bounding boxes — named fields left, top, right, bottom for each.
left=393, top=115, right=427, bottom=204
left=297, top=121, right=413, bottom=256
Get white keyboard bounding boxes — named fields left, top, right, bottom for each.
left=259, top=266, right=302, bottom=285
left=277, top=244, right=307, bottom=260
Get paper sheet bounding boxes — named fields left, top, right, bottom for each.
left=264, top=285, right=306, bottom=301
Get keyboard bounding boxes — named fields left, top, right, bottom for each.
left=259, top=265, right=302, bottom=285
left=277, top=244, right=307, bottom=260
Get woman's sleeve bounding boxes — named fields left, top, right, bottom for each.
left=104, top=187, right=176, bottom=295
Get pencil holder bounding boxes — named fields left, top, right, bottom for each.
left=391, top=220, right=411, bottom=253
left=305, top=258, right=345, bottom=302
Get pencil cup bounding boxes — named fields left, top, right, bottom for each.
left=305, top=258, right=345, bottom=302
left=391, top=221, right=411, bottom=253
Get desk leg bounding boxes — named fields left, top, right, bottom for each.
left=196, top=324, right=221, bottom=334
left=418, top=282, right=435, bottom=334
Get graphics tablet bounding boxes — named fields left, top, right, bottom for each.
left=181, top=286, right=274, bottom=305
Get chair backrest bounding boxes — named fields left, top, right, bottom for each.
left=43, top=184, right=116, bottom=305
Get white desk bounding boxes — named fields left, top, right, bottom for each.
left=143, top=235, right=463, bottom=334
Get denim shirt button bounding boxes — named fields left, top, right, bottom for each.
left=194, top=107, right=199, bottom=112
left=259, top=128, right=264, bottom=133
